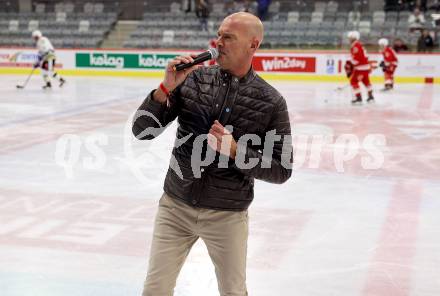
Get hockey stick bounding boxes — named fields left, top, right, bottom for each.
left=324, top=83, right=353, bottom=104
left=16, top=67, right=36, bottom=89
left=334, top=83, right=350, bottom=91
left=324, top=83, right=350, bottom=103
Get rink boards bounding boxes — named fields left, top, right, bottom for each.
left=0, top=47, right=439, bottom=83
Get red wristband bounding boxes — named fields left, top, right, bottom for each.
left=159, top=82, right=170, bottom=97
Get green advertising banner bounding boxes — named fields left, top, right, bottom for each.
left=76, top=52, right=178, bottom=69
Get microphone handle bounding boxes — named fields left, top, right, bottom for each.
left=174, top=51, right=212, bottom=71
left=174, top=61, right=196, bottom=71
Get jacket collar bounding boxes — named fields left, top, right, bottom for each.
left=219, top=66, right=256, bottom=85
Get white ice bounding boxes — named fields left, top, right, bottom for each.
left=0, top=74, right=439, bottom=296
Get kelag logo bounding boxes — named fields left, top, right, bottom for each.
left=90, top=54, right=124, bottom=68
left=138, top=55, right=175, bottom=68
left=75, top=52, right=177, bottom=69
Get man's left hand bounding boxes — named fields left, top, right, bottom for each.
left=208, top=120, right=237, bottom=159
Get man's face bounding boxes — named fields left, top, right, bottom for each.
left=216, top=18, right=251, bottom=71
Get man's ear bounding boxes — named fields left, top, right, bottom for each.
left=251, top=39, right=260, bottom=49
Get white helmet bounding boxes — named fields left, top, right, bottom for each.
left=378, top=38, right=389, bottom=47
left=32, top=30, right=42, bottom=38
left=347, top=31, right=360, bottom=40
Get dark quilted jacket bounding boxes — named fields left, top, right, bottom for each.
left=132, top=65, right=292, bottom=211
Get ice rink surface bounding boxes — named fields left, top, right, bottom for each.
left=0, top=74, right=439, bottom=296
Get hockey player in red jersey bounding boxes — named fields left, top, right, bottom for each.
left=345, top=31, right=374, bottom=104
left=378, top=38, right=398, bottom=91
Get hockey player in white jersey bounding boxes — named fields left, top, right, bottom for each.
left=32, top=30, right=66, bottom=89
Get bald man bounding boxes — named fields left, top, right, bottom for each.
left=133, top=12, right=292, bottom=296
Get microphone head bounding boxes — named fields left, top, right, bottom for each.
left=208, top=48, right=219, bottom=59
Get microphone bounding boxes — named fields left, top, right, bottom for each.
left=174, top=48, right=219, bottom=71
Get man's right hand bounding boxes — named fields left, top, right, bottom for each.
left=153, top=54, right=201, bottom=104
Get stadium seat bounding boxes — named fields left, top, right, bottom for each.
left=212, top=3, right=224, bottom=14
left=300, top=12, right=312, bottom=22
left=323, top=11, right=336, bottom=22
left=84, top=3, right=94, bottom=14
left=327, top=1, right=338, bottom=13
left=287, top=11, right=299, bottom=23
left=78, top=20, right=90, bottom=33
left=170, top=2, right=181, bottom=14
left=358, top=21, right=371, bottom=32
left=28, top=20, right=39, bottom=32
left=162, top=30, right=175, bottom=44
left=8, top=20, right=19, bottom=32
left=54, top=3, right=65, bottom=13
left=35, top=3, right=45, bottom=13
left=268, top=1, right=281, bottom=14
left=373, top=11, right=385, bottom=21
left=386, top=11, right=398, bottom=21
left=348, top=11, right=361, bottom=23
left=94, top=3, right=104, bottom=14
left=64, top=3, right=75, bottom=14
left=56, top=12, right=67, bottom=22
left=311, top=12, right=324, bottom=23
left=314, top=2, right=327, bottom=12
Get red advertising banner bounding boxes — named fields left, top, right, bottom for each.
left=252, top=56, right=316, bottom=73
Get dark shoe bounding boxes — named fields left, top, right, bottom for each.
left=351, top=97, right=362, bottom=105
left=59, top=78, right=66, bottom=87
left=43, top=82, right=52, bottom=89
left=381, top=84, right=392, bottom=91
left=367, top=96, right=375, bottom=103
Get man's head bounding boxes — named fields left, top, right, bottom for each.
left=32, top=30, right=42, bottom=42
left=216, top=12, right=264, bottom=77
left=378, top=38, right=388, bottom=49
left=347, top=31, right=360, bottom=44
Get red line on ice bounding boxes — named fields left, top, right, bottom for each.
left=362, top=180, right=423, bottom=296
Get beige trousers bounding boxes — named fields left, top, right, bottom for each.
left=142, top=193, right=249, bottom=296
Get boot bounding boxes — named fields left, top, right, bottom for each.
left=367, top=90, right=374, bottom=103
left=351, top=94, right=362, bottom=105
left=43, top=81, right=52, bottom=89
left=59, top=77, right=66, bottom=87
left=381, top=84, right=393, bottom=91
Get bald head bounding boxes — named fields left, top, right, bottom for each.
left=223, top=12, right=264, bottom=45
left=216, top=12, right=264, bottom=77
